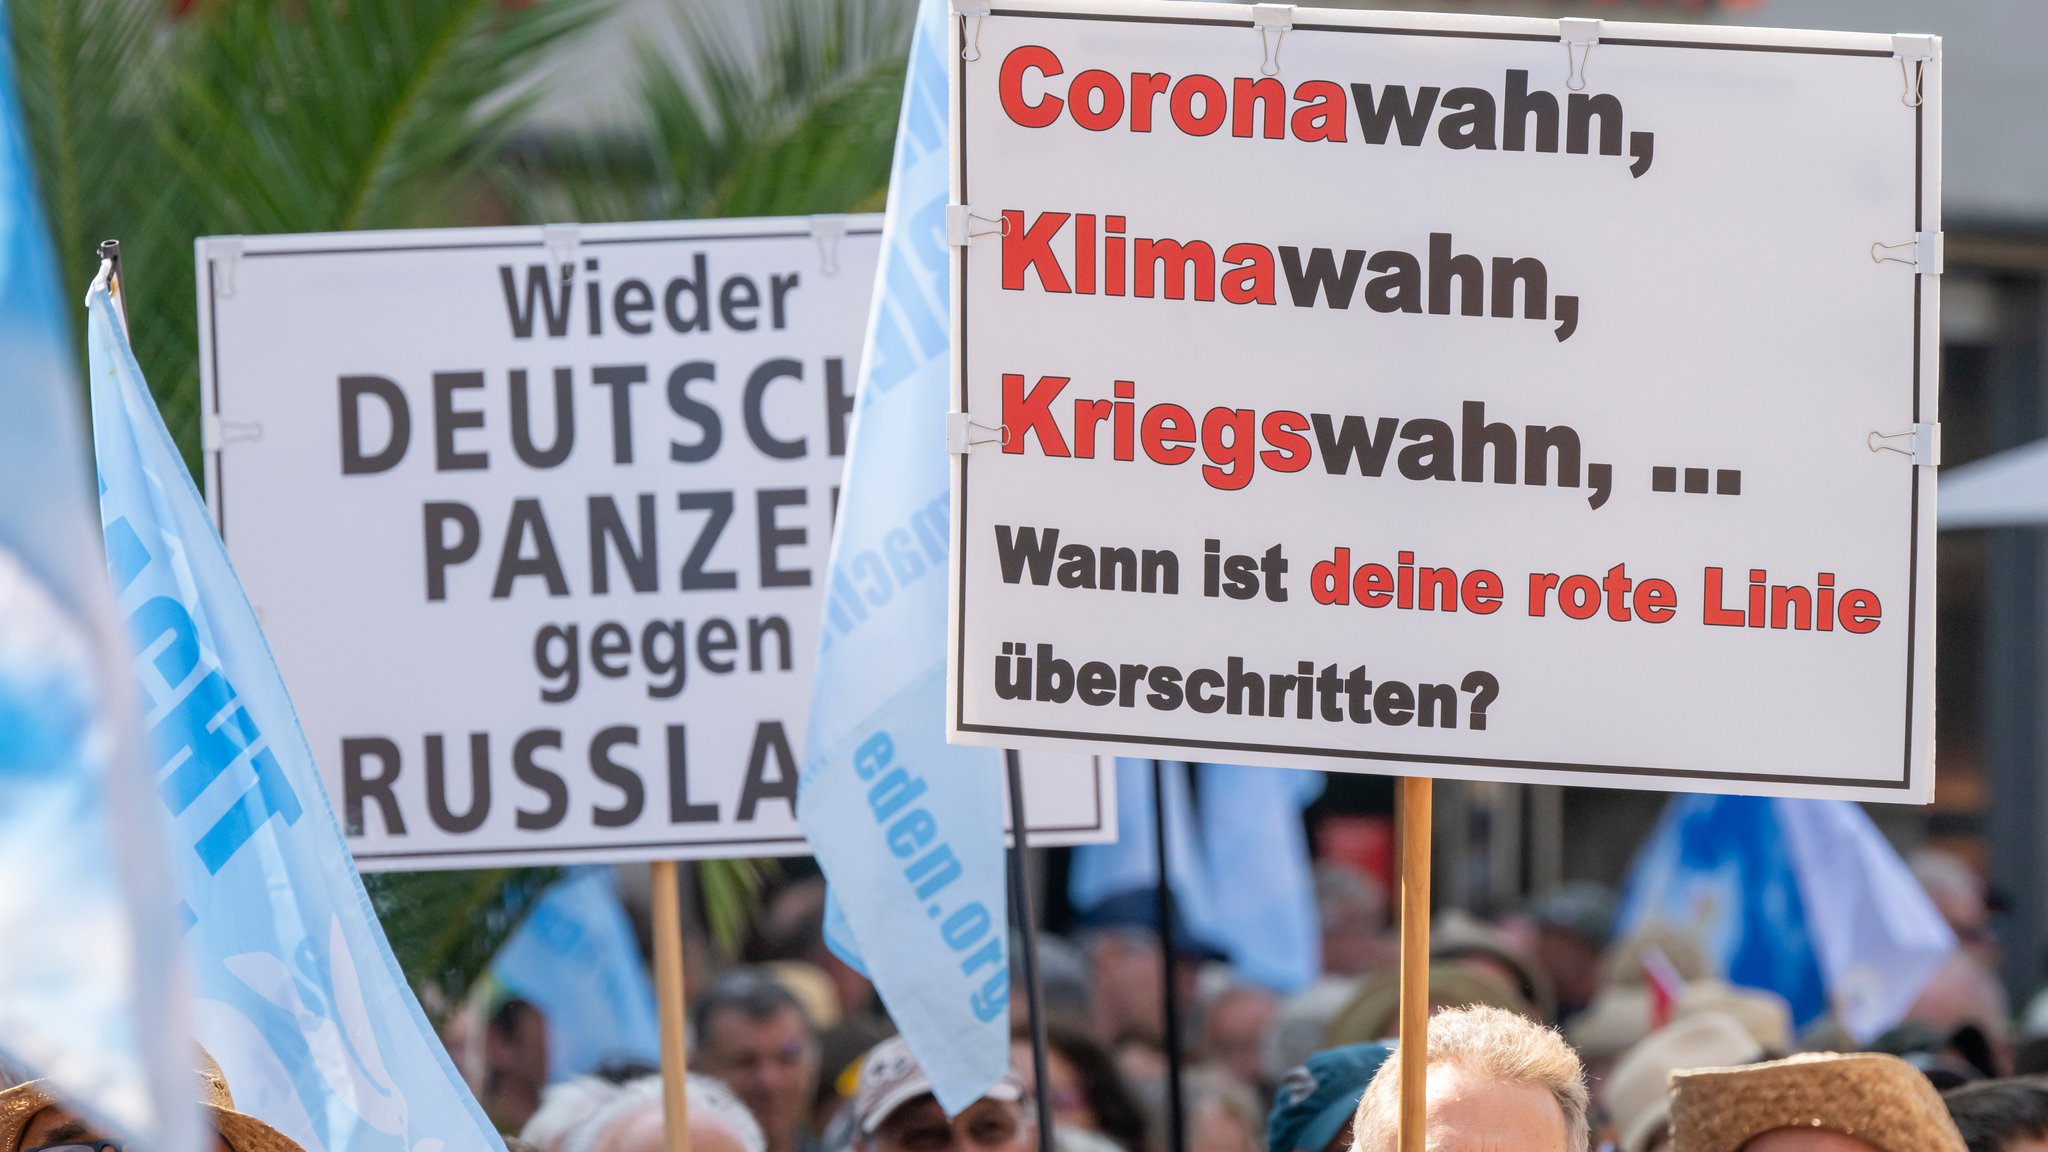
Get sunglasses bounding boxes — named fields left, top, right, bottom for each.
left=27, top=1143, right=122, bottom=1152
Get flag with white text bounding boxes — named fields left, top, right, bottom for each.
left=91, top=277, right=502, bottom=1152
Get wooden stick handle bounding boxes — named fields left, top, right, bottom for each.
left=1398, top=776, right=1434, bottom=1152
left=651, top=861, right=693, bottom=1152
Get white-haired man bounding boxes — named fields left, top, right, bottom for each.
left=1350, top=1004, right=1589, bottom=1152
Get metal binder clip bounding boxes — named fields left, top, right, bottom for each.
left=1253, top=6, right=1293, bottom=77
left=206, top=235, right=246, bottom=298
left=1868, top=423, right=1940, bottom=465
left=810, top=215, right=849, bottom=276
left=954, top=1, right=990, bottom=62
left=1561, top=19, right=1599, bottom=92
left=947, top=205, right=1010, bottom=247
left=948, top=413, right=1009, bottom=454
left=1893, top=35, right=1935, bottom=108
left=1870, top=231, right=1943, bottom=273
left=203, top=417, right=266, bottom=452
left=543, top=223, right=581, bottom=284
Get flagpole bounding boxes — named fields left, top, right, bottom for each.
left=650, top=861, right=693, bottom=1152
left=1005, top=751, right=1056, bottom=1152
left=1152, top=761, right=1188, bottom=1152
left=1397, top=777, right=1434, bottom=1152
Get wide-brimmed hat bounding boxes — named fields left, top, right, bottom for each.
left=1669, top=1051, right=1967, bottom=1152
left=0, top=1052, right=306, bottom=1152
left=1604, top=1012, right=1762, bottom=1152
left=1671, top=980, right=1793, bottom=1055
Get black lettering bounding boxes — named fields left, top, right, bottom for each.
left=677, top=492, right=737, bottom=590
left=341, top=737, right=404, bottom=836
left=339, top=376, right=409, bottom=475
left=512, top=730, right=568, bottom=830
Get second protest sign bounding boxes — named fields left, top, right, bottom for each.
left=201, top=218, right=1113, bottom=869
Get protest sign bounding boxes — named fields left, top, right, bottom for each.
left=946, top=4, right=1942, bottom=802
left=198, top=219, right=1113, bottom=870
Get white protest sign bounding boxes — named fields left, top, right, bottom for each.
left=946, top=5, right=1941, bottom=802
left=199, top=219, right=1114, bottom=871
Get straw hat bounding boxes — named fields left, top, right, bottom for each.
left=1603, top=1012, right=1762, bottom=1152
left=1323, top=963, right=1529, bottom=1047
left=1668, top=1052, right=1967, bottom=1152
left=0, top=1052, right=306, bottom=1152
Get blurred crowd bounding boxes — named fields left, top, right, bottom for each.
left=450, top=849, right=2048, bottom=1152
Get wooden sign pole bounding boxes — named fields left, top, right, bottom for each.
left=651, top=861, right=693, bottom=1152
left=1397, top=777, right=1434, bottom=1152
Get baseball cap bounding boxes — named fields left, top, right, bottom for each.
left=851, top=1036, right=1026, bottom=1135
left=1265, top=1043, right=1392, bottom=1152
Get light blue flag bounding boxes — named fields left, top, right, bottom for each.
left=485, top=869, right=659, bottom=1083
left=796, top=0, right=1011, bottom=1114
left=1069, top=760, right=1219, bottom=946
left=1197, top=764, right=1323, bottom=994
left=1071, top=761, right=1324, bottom=993
left=0, top=32, right=199, bottom=1152
left=90, top=278, right=503, bottom=1152
left=1619, top=794, right=1954, bottom=1043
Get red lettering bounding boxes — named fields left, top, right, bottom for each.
left=1070, top=69, right=1125, bottom=132
left=1130, top=73, right=1171, bottom=132
left=1232, top=76, right=1286, bottom=138
left=1259, top=410, right=1310, bottom=472
left=1463, top=570, right=1503, bottom=614
left=1702, top=567, right=1744, bottom=627
left=998, top=46, right=1064, bottom=128
left=1001, top=374, right=1071, bottom=457
left=1637, top=579, right=1676, bottom=623
left=1292, top=80, right=1349, bottom=141
left=1170, top=75, right=1227, bottom=136
left=1141, top=403, right=1195, bottom=464
left=1220, top=244, right=1276, bottom=305
left=1840, top=590, right=1882, bottom=634
left=1312, top=549, right=1351, bottom=605
left=1001, top=211, right=1071, bottom=293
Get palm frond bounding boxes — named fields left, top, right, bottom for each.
left=514, top=0, right=911, bottom=223
left=362, top=866, right=563, bottom=1019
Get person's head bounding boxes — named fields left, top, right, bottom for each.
left=1012, top=934, right=1093, bottom=1036
left=1601, top=1013, right=1763, bottom=1152
left=1668, top=1051, right=1967, bottom=1152
left=1010, top=1024, right=1146, bottom=1152
left=1350, top=1005, right=1588, bottom=1152
left=1181, top=1069, right=1262, bottom=1152
left=1909, top=952, right=2015, bottom=1077
left=1316, top=865, right=1390, bottom=979
left=851, top=1037, right=1033, bottom=1152
left=695, top=968, right=822, bottom=1152
left=1266, top=1044, right=1391, bottom=1152
left=1528, top=884, right=1618, bottom=1020
left=556, top=1074, right=764, bottom=1152
left=1944, top=1077, right=2048, bottom=1152
left=1079, top=891, right=1224, bottom=1049
left=1201, top=984, right=1280, bottom=1091
left=0, top=1053, right=303, bottom=1152
left=485, top=997, right=553, bottom=1130
left=759, top=878, right=878, bottom=1019
left=1913, top=851, right=1998, bottom=967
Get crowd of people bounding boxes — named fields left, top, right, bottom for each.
left=440, top=848, right=2048, bottom=1152
left=7, top=849, right=2044, bottom=1152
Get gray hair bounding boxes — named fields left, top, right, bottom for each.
left=1351, top=1006, right=1588, bottom=1152
left=544, top=1074, right=765, bottom=1152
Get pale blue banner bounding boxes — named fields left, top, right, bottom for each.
left=486, top=869, right=659, bottom=1083
left=0, top=22, right=198, bottom=1152
left=797, top=0, right=1011, bottom=1114
left=90, top=281, right=502, bottom=1152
